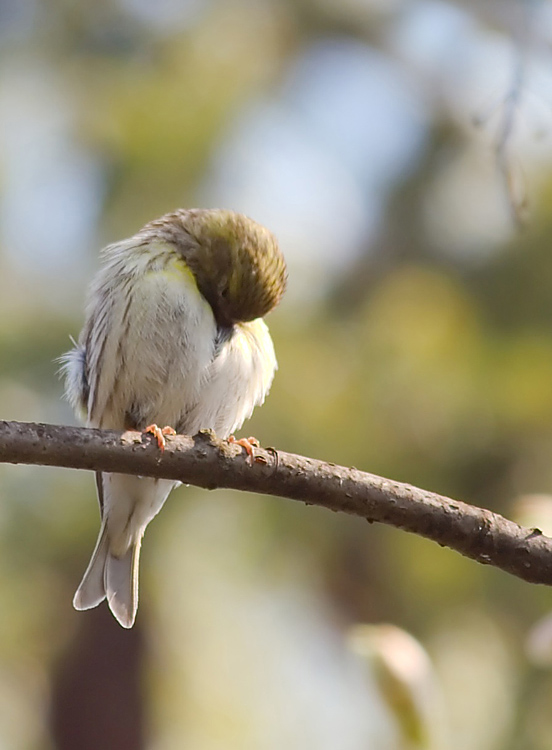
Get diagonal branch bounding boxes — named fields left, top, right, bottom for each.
left=1, top=419, right=551, bottom=586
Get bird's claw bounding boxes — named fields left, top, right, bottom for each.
left=228, top=435, right=260, bottom=461
left=143, top=424, right=176, bottom=451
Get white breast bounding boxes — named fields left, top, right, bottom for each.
left=182, top=318, right=277, bottom=437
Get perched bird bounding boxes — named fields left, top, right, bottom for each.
left=61, top=208, right=287, bottom=628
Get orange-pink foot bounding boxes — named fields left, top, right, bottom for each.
left=143, top=424, right=176, bottom=451
left=228, top=435, right=260, bottom=460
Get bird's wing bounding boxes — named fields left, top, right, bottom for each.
left=80, top=240, right=147, bottom=428
left=82, top=274, right=129, bottom=426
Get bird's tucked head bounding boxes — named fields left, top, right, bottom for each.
left=145, top=209, right=287, bottom=326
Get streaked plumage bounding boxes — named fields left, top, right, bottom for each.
left=62, top=208, right=286, bottom=628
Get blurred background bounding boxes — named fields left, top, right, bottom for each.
left=2, top=0, right=552, bottom=747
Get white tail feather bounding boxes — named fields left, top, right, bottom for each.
left=105, top=538, right=142, bottom=629
left=74, top=473, right=175, bottom=627
left=73, top=522, right=109, bottom=611
left=73, top=520, right=142, bottom=629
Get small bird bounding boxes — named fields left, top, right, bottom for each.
left=61, top=208, right=287, bottom=628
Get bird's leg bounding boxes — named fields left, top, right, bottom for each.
left=143, top=424, right=177, bottom=451
left=228, top=435, right=260, bottom=461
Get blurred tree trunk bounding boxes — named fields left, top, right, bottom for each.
left=50, top=606, right=145, bottom=750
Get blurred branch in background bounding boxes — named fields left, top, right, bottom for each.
left=471, top=0, right=536, bottom=229
left=1, top=419, right=551, bottom=587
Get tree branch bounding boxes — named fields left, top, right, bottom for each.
left=1, top=420, right=551, bottom=586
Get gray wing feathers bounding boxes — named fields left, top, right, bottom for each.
left=95, top=471, right=104, bottom=516
left=83, top=273, right=124, bottom=425
left=60, top=267, right=122, bottom=425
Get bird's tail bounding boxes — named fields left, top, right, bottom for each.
left=74, top=472, right=174, bottom=628
left=73, top=519, right=142, bottom=629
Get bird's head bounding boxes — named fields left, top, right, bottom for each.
left=148, top=209, right=287, bottom=326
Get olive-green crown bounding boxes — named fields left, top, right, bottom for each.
left=144, top=208, right=287, bottom=326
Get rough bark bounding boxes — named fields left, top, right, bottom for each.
left=1, top=419, right=551, bottom=586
